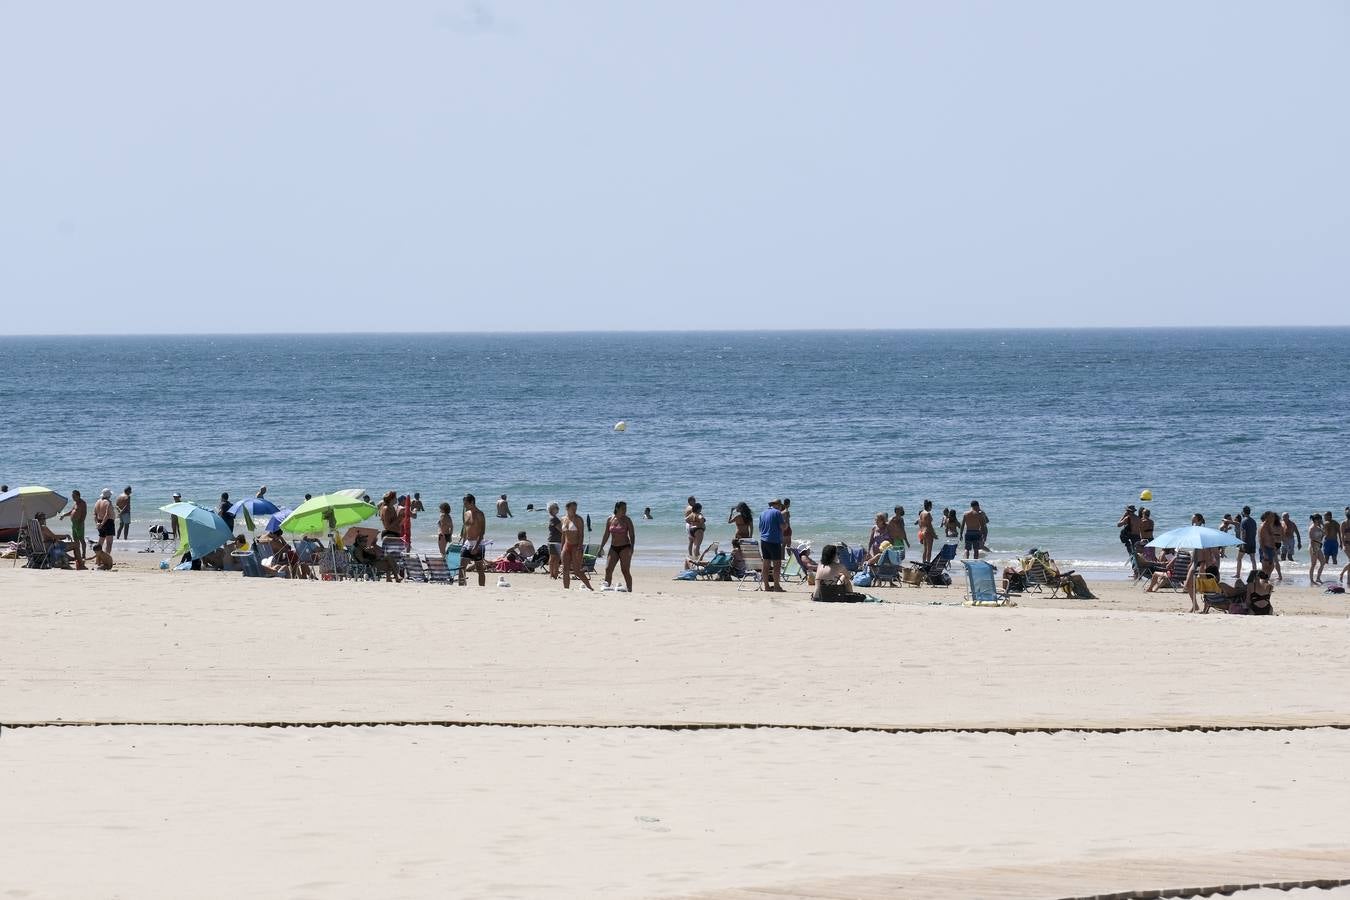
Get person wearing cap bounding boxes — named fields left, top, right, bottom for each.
left=93, top=489, right=116, bottom=556
left=1117, top=504, right=1141, bottom=559
left=758, top=499, right=786, bottom=591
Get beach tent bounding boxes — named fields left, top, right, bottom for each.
left=159, top=502, right=234, bottom=559
left=0, top=486, right=68, bottom=536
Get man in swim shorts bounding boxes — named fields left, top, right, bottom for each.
left=1235, top=506, right=1257, bottom=579
left=58, top=488, right=88, bottom=569
left=961, top=501, right=985, bottom=559
left=758, top=499, right=786, bottom=592
left=460, top=494, right=487, bottom=586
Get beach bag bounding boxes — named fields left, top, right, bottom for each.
left=674, top=569, right=697, bottom=581
left=902, top=568, right=924, bottom=586
left=852, top=571, right=873, bottom=587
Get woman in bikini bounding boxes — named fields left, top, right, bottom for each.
left=781, top=498, right=793, bottom=548
left=600, top=501, right=636, bottom=592
left=867, top=513, right=888, bottom=555
left=916, top=500, right=935, bottom=564
left=437, top=502, right=454, bottom=557
left=378, top=491, right=401, bottom=541
left=560, top=501, right=593, bottom=591
left=728, top=502, right=753, bottom=541
left=685, top=502, right=706, bottom=560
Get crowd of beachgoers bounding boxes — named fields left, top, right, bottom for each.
left=8, top=481, right=1348, bottom=612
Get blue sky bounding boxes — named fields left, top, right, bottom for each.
left=3, top=1, right=1347, bottom=333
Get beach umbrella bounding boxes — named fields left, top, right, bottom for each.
left=0, top=486, right=68, bottom=531
left=264, top=507, right=293, bottom=533
left=1146, top=526, right=1243, bottom=550
left=279, top=493, right=377, bottom=535
left=229, top=497, right=280, bottom=518
left=159, top=502, right=234, bottom=559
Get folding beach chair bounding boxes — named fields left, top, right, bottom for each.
left=696, top=551, right=734, bottom=580
left=1153, top=551, right=1193, bottom=592
left=404, top=555, right=430, bottom=582
left=238, top=544, right=276, bottom=578
left=23, top=519, right=50, bottom=569
left=962, top=559, right=1014, bottom=606
left=735, top=539, right=765, bottom=590
left=443, top=544, right=464, bottom=584
left=422, top=552, right=456, bottom=584
left=869, top=547, right=905, bottom=587
left=905, top=542, right=956, bottom=586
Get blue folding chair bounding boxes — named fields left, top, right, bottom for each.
left=962, top=559, right=1013, bottom=606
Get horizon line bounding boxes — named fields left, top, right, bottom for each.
left=5, top=324, right=1350, bottom=339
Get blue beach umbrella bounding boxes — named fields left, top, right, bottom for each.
left=159, top=502, right=234, bottom=559
left=1146, top=525, right=1243, bottom=551
left=264, top=507, right=293, bottom=533
left=229, top=497, right=280, bottom=518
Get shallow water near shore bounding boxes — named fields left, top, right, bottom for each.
left=3, top=328, right=1347, bottom=573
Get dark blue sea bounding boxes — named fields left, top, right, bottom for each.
left=3, top=329, right=1346, bottom=572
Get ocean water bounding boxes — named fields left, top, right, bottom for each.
left=3, top=329, right=1347, bottom=574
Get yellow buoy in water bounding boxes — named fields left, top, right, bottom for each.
left=1139, top=489, right=1153, bottom=502
left=614, top=421, right=627, bottom=432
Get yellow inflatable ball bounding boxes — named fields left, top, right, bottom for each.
left=1139, top=489, right=1153, bottom=502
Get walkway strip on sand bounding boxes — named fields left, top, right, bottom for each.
left=675, top=849, right=1350, bottom=899
left=4, top=719, right=1350, bottom=733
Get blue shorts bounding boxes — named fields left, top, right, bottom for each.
left=760, top=541, right=784, bottom=562
left=964, top=533, right=981, bottom=550
left=1259, top=546, right=1275, bottom=563
left=1324, top=539, right=1339, bottom=561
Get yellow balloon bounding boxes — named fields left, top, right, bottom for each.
left=1139, top=489, right=1153, bottom=502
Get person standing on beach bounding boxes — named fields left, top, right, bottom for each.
left=915, top=500, right=935, bottom=564
left=1257, top=511, right=1280, bottom=580
left=758, top=499, right=786, bottom=591
left=58, top=489, right=88, bottom=569
left=685, top=502, right=706, bottom=560
left=546, top=502, right=563, bottom=579
left=781, top=498, right=793, bottom=549
left=114, top=486, right=132, bottom=541
left=941, top=508, right=960, bottom=545
left=961, top=502, right=984, bottom=560
left=378, top=491, right=400, bottom=540
left=411, top=493, right=424, bottom=517
left=459, top=494, right=487, bottom=586
left=886, top=506, right=911, bottom=556
left=868, top=513, right=889, bottom=555
left=496, top=494, right=513, bottom=518
left=1235, top=506, right=1257, bottom=578
left=560, top=501, right=593, bottom=590
left=436, top=502, right=454, bottom=557
left=1323, top=511, right=1341, bottom=568
left=728, top=502, right=753, bottom=541
left=1117, top=505, right=1141, bottom=560
left=217, top=492, right=236, bottom=533
left=93, top=489, right=116, bottom=556
left=599, top=501, right=636, bottom=592
left=1308, top=514, right=1326, bottom=584
left=1280, top=513, right=1301, bottom=561
left=1138, top=508, right=1155, bottom=545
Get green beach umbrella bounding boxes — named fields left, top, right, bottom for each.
left=279, top=493, right=377, bottom=535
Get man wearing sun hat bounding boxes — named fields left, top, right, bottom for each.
left=758, top=499, right=786, bottom=592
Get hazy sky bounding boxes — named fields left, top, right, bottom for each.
left=3, top=1, right=1347, bottom=333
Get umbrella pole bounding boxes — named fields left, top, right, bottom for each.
left=11, top=496, right=21, bottom=567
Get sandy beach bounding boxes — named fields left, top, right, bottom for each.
left=2, top=563, right=1348, bottom=898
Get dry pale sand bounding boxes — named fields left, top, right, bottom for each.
left=2, top=564, right=1348, bottom=898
